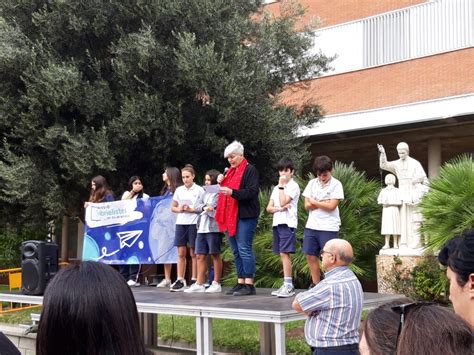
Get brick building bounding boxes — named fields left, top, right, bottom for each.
left=264, top=0, right=474, bottom=178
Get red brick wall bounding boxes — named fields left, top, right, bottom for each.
left=280, top=48, right=474, bottom=116
left=265, top=0, right=426, bottom=29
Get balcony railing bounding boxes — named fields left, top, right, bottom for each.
left=310, top=0, right=474, bottom=75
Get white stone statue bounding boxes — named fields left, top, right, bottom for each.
left=377, top=142, right=429, bottom=253
left=377, top=174, right=402, bottom=250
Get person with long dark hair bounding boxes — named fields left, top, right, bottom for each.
left=360, top=299, right=473, bottom=355
left=121, top=176, right=149, bottom=287
left=84, top=175, right=114, bottom=208
left=156, top=167, right=182, bottom=288
left=36, top=261, right=148, bottom=355
left=122, top=175, right=149, bottom=200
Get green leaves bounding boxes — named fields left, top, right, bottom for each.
left=0, top=0, right=331, bottom=229
left=420, top=154, right=474, bottom=251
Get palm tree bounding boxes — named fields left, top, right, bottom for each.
left=420, top=154, right=474, bottom=251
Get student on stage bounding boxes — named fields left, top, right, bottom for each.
left=84, top=175, right=114, bottom=208
left=266, top=158, right=300, bottom=297
left=170, top=164, right=204, bottom=292
left=302, top=156, right=344, bottom=288
left=185, top=169, right=223, bottom=293
left=121, top=176, right=149, bottom=287
left=156, top=167, right=182, bottom=288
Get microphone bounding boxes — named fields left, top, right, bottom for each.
left=223, top=167, right=229, bottom=176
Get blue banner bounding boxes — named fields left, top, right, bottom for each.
left=83, top=196, right=178, bottom=264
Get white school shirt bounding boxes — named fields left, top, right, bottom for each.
left=270, top=179, right=300, bottom=228
left=302, top=177, right=344, bottom=232
left=173, top=183, right=204, bottom=225
left=121, top=191, right=150, bottom=200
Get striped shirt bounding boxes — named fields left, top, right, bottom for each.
left=296, top=266, right=363, bottom=348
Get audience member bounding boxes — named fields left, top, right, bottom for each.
left=438, top=228, right=474, bottom=328
left=36, top=261, right=147, bottom=355
left=360, top=299, right=474, bottom=355
left=293, top=239, right=362, bottom=355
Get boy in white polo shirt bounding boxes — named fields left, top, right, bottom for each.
left=302, top=155, right=344, bottom=288
left=266, top=158, right=300, bottom=297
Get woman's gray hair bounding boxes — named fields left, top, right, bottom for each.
left=224, top=140, right=244, bottom=158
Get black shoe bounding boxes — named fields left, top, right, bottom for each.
left=233, top=284, right=256, bottom=296
left=308, top=283, right=316, bottom=290
left=189, top=279, right=196, bottom=286
left=170, top=279, right=186, bottom=292
left=225, top=283, right=244, bottom=295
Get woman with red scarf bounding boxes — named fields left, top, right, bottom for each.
left=216, top=141, right=260, bottom=296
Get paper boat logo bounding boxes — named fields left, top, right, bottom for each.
left=117, top=230, right=143, bottom=249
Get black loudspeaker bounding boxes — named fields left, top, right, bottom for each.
left=21, top=241, right=59, bottom=295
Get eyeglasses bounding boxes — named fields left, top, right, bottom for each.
left=319, top=250, right=334, bottom=260
left=391, top=302, right=434, bottom=346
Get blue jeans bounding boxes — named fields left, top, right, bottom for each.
left=228, top=218, right=258, bottom=278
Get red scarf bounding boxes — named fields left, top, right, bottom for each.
left=215, top=158, right=248, bottom=237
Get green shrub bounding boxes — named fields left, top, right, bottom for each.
left=421, top=154, right=474, bottom=251
left=223, top=161, right=382, bottom=287
left=383, top=255, right=449, bottom=303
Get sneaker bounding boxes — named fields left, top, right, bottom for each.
left=184, top=283, right=205, bottom=293
left=276, top=285, right=295, bottom=298
left=156, top=279, right=171, bottom=288
left=170, top=279, right=186, bottom=292
left=271, top=285, right=286, bottom=296
left=189, top=279, right=197, bottom=286
left=225, top=283, right=245, bottom=295
left=205, top=281, right=222, bottom=293
left=127, top=279, right=140, bottom=287
left=233, top=284, right=256, bottom=296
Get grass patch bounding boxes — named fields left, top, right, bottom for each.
left=0, top=307, right=40, bottom=324
left=157, top=315, right=310, bottom=353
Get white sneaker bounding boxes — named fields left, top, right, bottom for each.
left=127, top=279, right=140, bottom=287
left=271, top=285, right=286, bottom=296
left=276, top=284, right=295, bottom=298
left=205, top=281, right=222, bottom=293
left=156, top=279, right=171, bottom=288
left=184, top=283, right=205, bottom=293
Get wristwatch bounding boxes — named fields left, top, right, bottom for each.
left=278, top=186, right=284, bottom=190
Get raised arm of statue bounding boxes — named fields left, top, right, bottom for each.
left=377, top=144, right=395, bottom=174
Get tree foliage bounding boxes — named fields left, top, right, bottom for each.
left=420, top=154, right=474, bottom=251
left=0, top=0, right=330, bottom=227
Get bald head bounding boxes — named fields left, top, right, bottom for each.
left=325, top=239, right=354, bottom=265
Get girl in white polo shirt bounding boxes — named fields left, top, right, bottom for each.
left=170, top=164, right=204, bottom=292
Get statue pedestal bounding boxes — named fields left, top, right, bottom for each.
left=376, top=254, right=423, bottom=294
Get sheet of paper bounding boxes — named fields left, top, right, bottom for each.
left=203, top=184, right=220, bottom=194
left=178, top=199, right=192, bottom=206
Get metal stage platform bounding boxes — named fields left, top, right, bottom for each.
left=0, top=287, right=403, bottom=355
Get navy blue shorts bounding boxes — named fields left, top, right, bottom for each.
left=174, top=224, right=197, bottom=247
left=195, top=232, right=223, bottom=255
left=302, top=228, right=339, bottom=256
left=272, top=224, right=296, bottom=254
